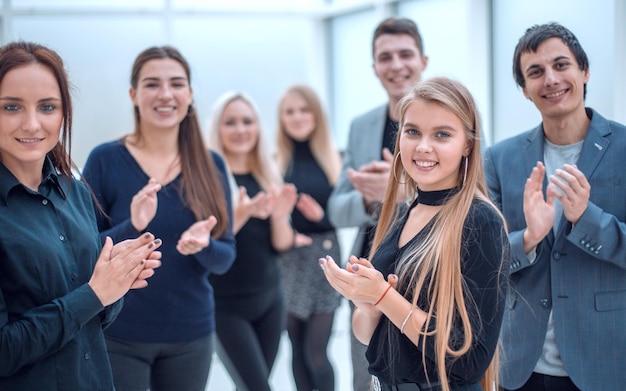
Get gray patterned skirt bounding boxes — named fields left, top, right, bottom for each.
left=278, top=230, right=342, bottom=320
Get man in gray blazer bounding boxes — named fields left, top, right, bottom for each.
left=484, top=22, right=626, bottom=391
left=327, top=16, right=428, bottom=391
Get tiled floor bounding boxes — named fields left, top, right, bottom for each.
left=205, top=228, right=358, bottom=391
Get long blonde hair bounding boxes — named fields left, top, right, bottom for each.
left=207, top=91, right=282, bottom=191
left=370, top=77, right=505, bottom=391
left=275, top=85, right=341, bottom=185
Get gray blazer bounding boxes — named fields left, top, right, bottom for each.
left=483, top=108, right=626, bottom=391
left=327, top=104, right=387, bottom=258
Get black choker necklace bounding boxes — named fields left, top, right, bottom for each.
left=416, top=187, right=459, bottom=206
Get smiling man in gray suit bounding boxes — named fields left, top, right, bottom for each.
left=484, top=22, right=626, bottom=391
left=327, top=16, right=428, bottom=391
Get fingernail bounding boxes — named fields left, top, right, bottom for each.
left=143, top=233, right=151, bottom=239
left=154, top=239, right=162, bottom=245
left=352, top=264, right=359, bottom=271
left=318, top=259, right=325, bottom=270
left=148, top=243, right=153, bottom=249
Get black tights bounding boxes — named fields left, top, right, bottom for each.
left=286, top=312, right=336, bottom=391
left=215, top=291, right=284, bottom=391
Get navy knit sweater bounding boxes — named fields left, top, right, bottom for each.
left=82, top=140, right=236, bottom=343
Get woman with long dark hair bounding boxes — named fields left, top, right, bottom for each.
left=82, top=46, right=235, bottom=391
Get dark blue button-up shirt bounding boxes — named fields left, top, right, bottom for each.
left=0, top=158, right=121, bottom=390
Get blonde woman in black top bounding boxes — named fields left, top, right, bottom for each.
left=275, top=85, right=342, bottom=391
left=207, top=91, right=297, bottom=391
left=320, top=77, right=509, bottom=391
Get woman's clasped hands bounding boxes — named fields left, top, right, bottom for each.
left=89, top=232, right=163, bottom=307
left=319, top=255, right=397, bottom=316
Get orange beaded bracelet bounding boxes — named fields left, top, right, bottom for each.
left=374, top=284, right=392, bottom=306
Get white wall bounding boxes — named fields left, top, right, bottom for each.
left=7, top=6, right=315, bottom=167
left=399, top=0, right=492, bottom=145
left=329, top=9, right=384, bottom=150
left=1, top=0, right=623, bottom=162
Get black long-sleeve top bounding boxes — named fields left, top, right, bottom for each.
left=366, top=198, right=509, bottom=386
left=210, top=173, right=280, bottom=301
left=0, top=158, right=120, bottom=390
left=284, top=140, right=334, bottom=234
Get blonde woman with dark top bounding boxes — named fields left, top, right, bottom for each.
left=207, top=91, right=297, bottom=391
left=320, top=77, right=509, bottom=391
left=275, top=85, right=342, bottom=391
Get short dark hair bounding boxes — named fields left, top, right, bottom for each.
left=372, top=17, right=424, bottom=58
left=513, top=22, right=589, bottom=97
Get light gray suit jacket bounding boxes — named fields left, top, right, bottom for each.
left=484, top=109, right=626, bottom=391
left=328, top=104, right=387, bottom=259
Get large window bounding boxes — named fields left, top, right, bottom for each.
left=0, top=0, right=623, bottom=163
left=4, top=2, right=314, bottom=166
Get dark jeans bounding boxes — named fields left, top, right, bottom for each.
left=105, top=333, right=214, bottom=391
left=377, top=380, right=481, bottom=391
left=501, top=372, right=582, bottom=391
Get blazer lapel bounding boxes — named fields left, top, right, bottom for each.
left=524, top=124, right=558, bottom=247
left=362, top=105, right=387, bottom=163
left=575, top=110, right=610, bottom=181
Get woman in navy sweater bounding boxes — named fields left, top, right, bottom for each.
left=82, top=46, right=235, bottom=391
left=207, top=91, right=297, bottom=391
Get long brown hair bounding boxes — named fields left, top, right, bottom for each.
left=275, top=85, right=341, bottom=185
left=130, top=46, right=229, bottom=237
left=371, top=77, right=506, bottom=391
left=0, top=41, right=74, bottom=178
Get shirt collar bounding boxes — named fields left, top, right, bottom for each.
left=0, top=156, right=66, bottom=205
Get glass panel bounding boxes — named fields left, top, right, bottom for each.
left=13, top=0, right=164, bottom=10
left=329, top=9, right=381, bottom=150
left=172, top=0, right=316, bottom=10
left=171, top=15, right=314, bottom=145
left=398, top=0, right=492, bottom=144
left=492, top=0, right=615, bottom=142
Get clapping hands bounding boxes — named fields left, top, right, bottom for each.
left=90, top=232, right=163, bottom=307
left=177, top=216, right=218, bottom=255
left=130, top=178, right=161, bottom=232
